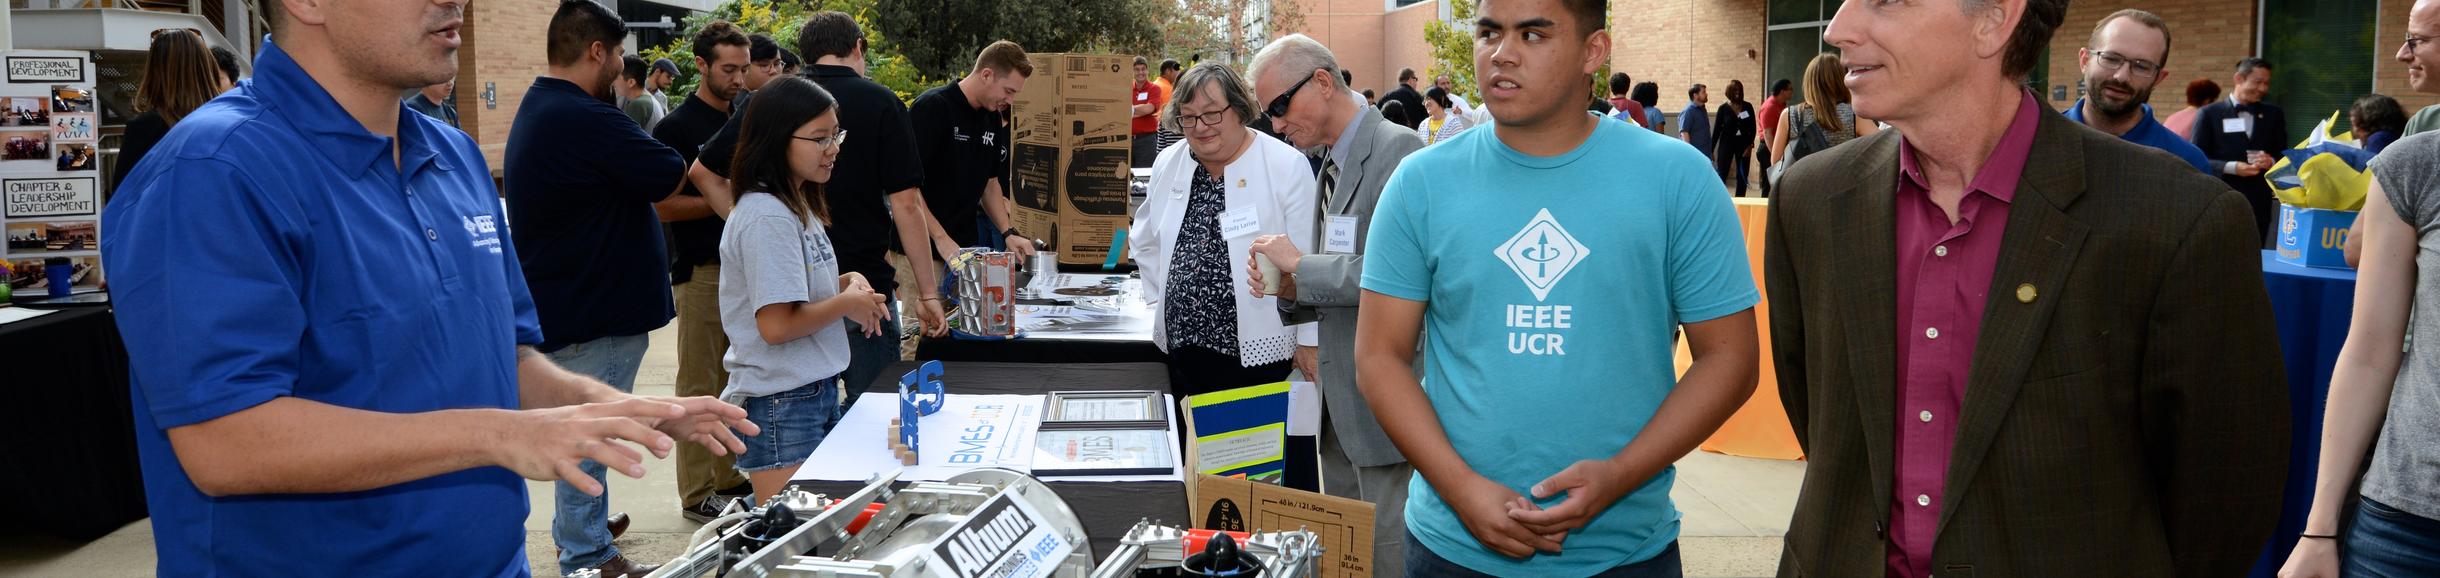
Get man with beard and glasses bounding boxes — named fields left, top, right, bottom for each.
left=504, top=1, right=690, bottom=575
left=2062, top=9, right=2211, bottom=174
left=97, top=0, right=755, bottom=573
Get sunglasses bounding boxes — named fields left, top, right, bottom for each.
left=1264, top=70, right=1320, bottom=119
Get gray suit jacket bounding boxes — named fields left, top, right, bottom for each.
left=1284, top=106, right=1423, bottom=467
left=1768, top=107, right=2289, bottom=577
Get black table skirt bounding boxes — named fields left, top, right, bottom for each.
left=790, top=361, right=1189, bottom=561
left=915, top=335, right=1167, bottom=365
left=0, top=306, right=148, bottom=540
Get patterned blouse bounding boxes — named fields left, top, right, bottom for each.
left=1163, top=165, right=1240, bottom=356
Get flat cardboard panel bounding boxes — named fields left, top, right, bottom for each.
left=1007, top=53, right=1135, bottom=266
left=1189, top=474, right=1374, bottom=578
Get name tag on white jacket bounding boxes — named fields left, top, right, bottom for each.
left=1220, top=207, right=1260, bottom=239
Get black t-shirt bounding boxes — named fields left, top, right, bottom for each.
left=112, top=110, right=169, bottom=186
left=700, top=64, right=924, bottom=297
left=909, top=81, right=1011, bottom=250
left=651, top=92, right=731, bottom=284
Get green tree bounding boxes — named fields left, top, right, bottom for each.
left=640, top=0, right=936, bottom=105
left=1422, top=0, right=1474, bottom=100
left=870, top=0, right=1167, bottom=81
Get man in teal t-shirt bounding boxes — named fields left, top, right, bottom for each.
left=1352, top=0, right=1762, bottom=576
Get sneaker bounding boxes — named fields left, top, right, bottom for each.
left=682, top=495, right=744, bottom=524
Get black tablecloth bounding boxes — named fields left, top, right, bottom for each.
left=915, top=335, right=1166, bottom=364
left=0, top=306, right=148, bottom=540
left=790, top=361, right=1188, bottom=562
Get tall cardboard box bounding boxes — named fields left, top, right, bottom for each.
left=1188, top=474, right=1374, bottom=578
left=1009, top=53, right=1133, bottom=267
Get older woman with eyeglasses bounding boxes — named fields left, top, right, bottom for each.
left=1129, top=62, right=1317, bottom=398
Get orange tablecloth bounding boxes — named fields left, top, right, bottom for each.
left=1677, top=198, right=1803, bottom=460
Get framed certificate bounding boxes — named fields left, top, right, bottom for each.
left=1031, top=427, right=1175, bottom=476
left=1044, top=390, right=1166, bottom=429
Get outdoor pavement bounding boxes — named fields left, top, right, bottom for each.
left=0, top=324, right=1803, bottom=577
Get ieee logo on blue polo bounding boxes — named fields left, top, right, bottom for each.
left=2275, top=204, right=2355, bottom=269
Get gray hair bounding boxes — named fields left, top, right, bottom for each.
left=1249, top=34, right=1342, bottom=91
left=1164, top=62, right=1260, bottom=133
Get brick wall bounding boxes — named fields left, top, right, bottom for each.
left=1279, top=0, right=1446, bottom=95
left=1611, top=0, right=1769, bottom=117
left=1381, top=1, right=1442, bottom=94
left=460, top=0, right=553, bottom=172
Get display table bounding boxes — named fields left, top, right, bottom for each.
left=2249, top=251, right=2357, bottom=578
left=0, top=306, right=148, bottom=541
left=789, top=361, right=1187, bottom=561
left=1688, top=198, right=1802, bottom=460
left=917, top=273, right=1165, bottom=364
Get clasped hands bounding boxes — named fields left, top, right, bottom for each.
left=1447, top=458, right=1641, bottom=559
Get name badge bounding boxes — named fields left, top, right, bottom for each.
left=2223, top=117, right=2249, bottom=134
left=1324, top=215, right=1359, bottom=254
left=1220, top=207, right=1261, bottom=239
left=1137, top=91, right=1149, bottom=100
left=1739, top=111, right=1752, bottom=119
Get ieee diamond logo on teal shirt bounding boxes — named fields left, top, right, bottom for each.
left=1494, top=208, right=1591, bottom=301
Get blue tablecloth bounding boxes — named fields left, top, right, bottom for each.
left=2250, top=250, right=2357, bottom=578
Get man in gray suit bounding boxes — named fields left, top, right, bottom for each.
left=1246, top=33, right=1424, bottom=576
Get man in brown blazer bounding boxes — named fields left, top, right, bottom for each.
left=1767, top=0, right=2290, bottom=576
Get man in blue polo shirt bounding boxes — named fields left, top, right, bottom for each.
left=1353, top=0, right=1760, bottom=575
left=99, top=0, right=755, bottom=574
left=504, top=1, right=689, bottom=576
left=2064, top=9, right=2213, bottom=174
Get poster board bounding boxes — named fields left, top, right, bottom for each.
left=1189, top=473, right=1376, bottom=578
left=0, top=51, right=100, bottom=295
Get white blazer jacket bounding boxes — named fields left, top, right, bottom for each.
left=1128, top=128, right=1318, bottom=366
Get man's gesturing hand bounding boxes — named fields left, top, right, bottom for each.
left=490, top=398, right=705, bottom=496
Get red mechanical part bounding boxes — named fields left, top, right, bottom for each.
left=845, top=503, right=885, bottom=535
left=1182, top=529, right=1252, bottom=555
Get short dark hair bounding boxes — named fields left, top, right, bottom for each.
left=690, top=20, right=750, bottom=64
left=2352, top=93, right=2406, bottom=136
left=1361, top=88, right=1376, bottom=101
left=2090, top=9, right=2172, bottom=68
left=547, top=0, right=628, bottom=68
left=2184, top=78, right=2221, bottom=107
left=1425, top=86, right=1453, bottom=109
left=1631, top=81, right=1658, bottom=108
left=748, top=34, right=782, bottom=63
left=1399, top=68, right=1417, bottom=82
left=1134, top=55, right=1149, bottom=67
left=2236, top=57, right=2273, bottom=76
left=798, top=11, right=865, bottom=60
left=621, top=54, right=649, bottom=84
left=1607, top=72, right=1630, bottom=95
left=1559, top=0, right=1607, bottom=34
left=1160, top=59, right=1183, bottom=74
left=211, top=46, right=241, bottom=83
left=1990, top=0, right=2067, bottom=79
left=778, top=48, right=801, bottom=70
left=974, top=40, right=1032, bottom=77
left=1341, top=69, right=1353, bottom=86
left=1688, top=83, right=1706, bottom=98
left=1770, top=79, right=1792, bottom=96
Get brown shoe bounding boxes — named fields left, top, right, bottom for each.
left=588, top=554, right=659, bottom=578
left=607, top=512, right=630, bottom=540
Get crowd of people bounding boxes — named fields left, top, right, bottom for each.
left=82, top=0, right=2440, bottom=575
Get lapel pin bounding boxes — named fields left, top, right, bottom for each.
left=2016, top=283, right=2038, bottom=303
left=1237, top=178, right=1247, bottom=188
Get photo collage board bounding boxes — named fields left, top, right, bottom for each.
left=0, top=51, right=100, bottom=294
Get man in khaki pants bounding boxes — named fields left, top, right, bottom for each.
left=650, top=20, right=757, bottom=521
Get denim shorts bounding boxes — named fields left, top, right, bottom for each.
left=2344, top=495, right=2440, bottom=577
left=732, top=377, right=843, bottom=473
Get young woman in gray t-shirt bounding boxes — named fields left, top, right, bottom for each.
left=715, top=77, right=893, bottom=502
left=2280, top=131, right=2440, bottom=577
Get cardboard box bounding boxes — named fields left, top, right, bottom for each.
left=1188, top=473, right=1374, bottom=578
left=1009, top=53, right=1134, bottom=267
left=2275, top=205, right=2355, bottom=269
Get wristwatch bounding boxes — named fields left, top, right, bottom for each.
left=1002, top=228, right=1025, bottom=240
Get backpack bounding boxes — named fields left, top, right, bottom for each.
left=1768, top=105, right=1835, bottom=186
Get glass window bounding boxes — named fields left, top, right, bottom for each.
left=1770, top=0, right=1823, bottom=26
left=1768, top=27, right=1829, bottom=106
left=2262, top=0, right=2376, bottom=142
